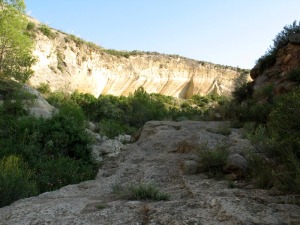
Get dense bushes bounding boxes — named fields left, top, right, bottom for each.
left=0, top=155, right=38, bottom=207
left=0, top=96, right=97, bottom=206
left=228, top=81, right=300, bottom=192
left=268, top=89, right=300, bottom=157
left=66, top=87, right=224, bottom=138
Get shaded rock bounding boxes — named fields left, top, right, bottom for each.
left=85, top=129, right=108, bottom=142
left=92, top=139, right=123, bottom=162
left=181, top=160, right=199, bottom=175
left=114, top=134, right=131, bottom=143
left=22, top=85, right=56, bottom=118
left=130, top=128, right=142, bottom=143
left=223, top=153, right=248, bottom=178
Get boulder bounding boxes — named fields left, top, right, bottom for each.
left=114, top=134, right=131, bottom=143
left=87, top=121, right=98, bottom=132
left=223, top=153, right=248, bottom=178
left=92, top=139, right=123, bottom=162
left=22, top=85, right=56, bottom=118
left=181, top=160, right=199, bottom=175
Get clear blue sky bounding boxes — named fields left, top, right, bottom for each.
left=25, top=0, right=300, bottom=69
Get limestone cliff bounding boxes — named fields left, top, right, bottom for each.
left=28, top=19, right=250, bottom=98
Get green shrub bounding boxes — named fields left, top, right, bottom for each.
left=207, top=123, right=231, bottom=136
left=98, top=119, right=126, bottom=138
left=0, top=93, right=97, bottom=206
left=197, top=144, right=229, bottom=178
left=36, top=82, right=51, bottom=94
left=38, top=113, right=93, bottom=161
left=248, top=154, right=274, bottom=189
left=250, top=102, right=272, bottom=123
left=268, top=89, right=300, bottom=159
left=245, top=89, right=300, bottom=193
left=102, top=49, right=140, bottom=58
left=39, top=24, right=56, bottom=39
left=287, top=68, right=300, bottom=82
left=56, top=51, right=65, bottom=72
left=127, top=87, right=168, bottom=127
left=46, top=91, right=72, bottom=107
left=253, top=84, right=274, bottom=102
left=112, top=183, right=170, bottom=201
left=2, top=99, right=28, bottom=116
left=26, top=21, right=35, bottom=31
left=232, top=82, right=253, bottom=103
left=35, top=157, right=96, bottom=192
left=0, top=155, right=38, bottom=207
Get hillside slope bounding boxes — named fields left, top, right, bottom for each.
left=27, top=18, right=249, bottom=98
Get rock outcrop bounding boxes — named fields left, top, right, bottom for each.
left=250, top=35, right=300, bottom=93
left=1, top=121, right=299, bottom=224
left=22, top=85, right=56, bottom=118
left=28, top=19, right=250, bottom=98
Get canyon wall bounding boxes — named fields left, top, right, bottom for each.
left=29, top=20, right=250, bottom=98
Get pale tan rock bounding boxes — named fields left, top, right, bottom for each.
left=23, top=85, right=56, bottom=118
left=28, top=22, right=250, bottom=98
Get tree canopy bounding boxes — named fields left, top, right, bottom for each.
left=0, top=0, right=35, bottom=83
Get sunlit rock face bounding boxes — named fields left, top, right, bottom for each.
left=29, top=19, right=250, bottom=98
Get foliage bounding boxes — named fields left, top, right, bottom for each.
left=248, top=154, right=274, bottom=189
left=197, top=143, right=229, bottom=178
left=0, top=95, right=97, bottom=206
left=35, top=157, right=95, bottom=192
left=98, top=119, right=132, bottom=139
left=68, top=88, right=217, bottom=138
left=207, top=123, right=231, bottom=136
left=112, top=183, right=170, bottom=201
left=0, top=0, right=36, bottom=83
left=267, top=89, right=300, bottom=159
left=36, top=82, right=51, bottom=94
left=253, top=83, right=274, bottom=101
left=39, top=24, right=56, bottom=39
left=56, top=51, right=65, bottom=71
left=102, top=49, right=141, bottom=58
left=256, top=21, right=300, bottom=73
left=26, top=21, right=35, bottom=30
left=287, top=68, right=300, bottom=82
left=231, top=86, right=300, bottom=193
left=0, top=155, right=38, bottom=207
left=126, top=87, right=168, bottom=127
left=232, top=82, right=253, bottom=103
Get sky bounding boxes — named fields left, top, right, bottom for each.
left=25, top=0, right=300, bottom=69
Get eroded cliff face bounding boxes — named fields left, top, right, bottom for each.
left=29, top=21, right=250, bottom=98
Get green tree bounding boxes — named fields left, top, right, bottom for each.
left=0, top=0, right=35, bottom=83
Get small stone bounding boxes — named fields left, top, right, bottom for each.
left=223, top=153, right=248, bottom=177
left=181, top=160, right=199, bottom=175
